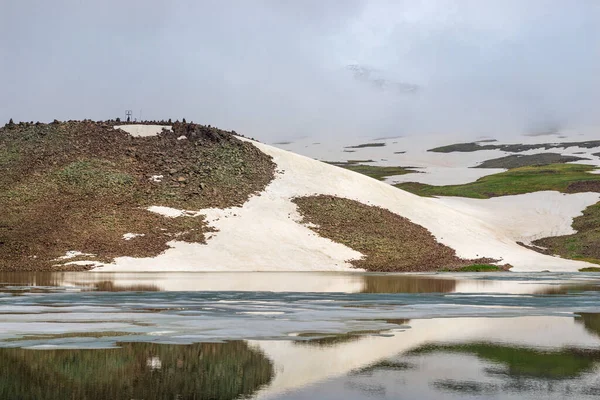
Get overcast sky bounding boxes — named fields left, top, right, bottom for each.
left=2, top=0, right=599, bottom=140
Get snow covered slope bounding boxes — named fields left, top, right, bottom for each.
left=94, top=133, right=599, bottom=272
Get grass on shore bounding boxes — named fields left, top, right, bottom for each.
left=443, top=264, right=504, bottom=272
left=580, top=267, right=600, bottom=272
left=396, top=164, right=600, bottom=199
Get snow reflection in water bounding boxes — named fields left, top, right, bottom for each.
left=0, top=272, right=600, bottom=399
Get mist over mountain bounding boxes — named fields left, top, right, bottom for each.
left=2, top=0, right=599, bottom=140
left=346, top=64, right=420, bottom=95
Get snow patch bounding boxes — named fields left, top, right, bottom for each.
left=122, top=233, right=145, bottom=241
left=147, top=206, right=203, bottom=218
left=56, top=251, right=95, bottom=260
left=114, top=125, right=172, bottom=137
left=64, top=260, right=104, bottom=268
left=388, top=167, right=506, bottom=185
left=436, top=192, right=600, bottom=245
left=149, top=175, right=163, bottom=182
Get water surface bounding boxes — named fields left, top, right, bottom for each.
left=1, top=272, right=600, bottom=399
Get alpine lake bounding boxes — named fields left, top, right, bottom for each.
left=1, top=271, right=600, bottom=399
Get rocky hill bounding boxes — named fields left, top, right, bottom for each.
left=1, top=121, right=598, bottom=272
left=0, top=120, right=274, bottom=270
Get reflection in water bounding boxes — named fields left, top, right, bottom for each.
left=266, top=339, right=600, bottom=400
left=1, top=273, right=600, bottom=399
left=410, top=342, right=600, bottom=379
left=360, top=275, right=456, bottom=293
left=352, top=360, right=416, bottom=374
left=93, top=281, right=161, bottom=292
left=0, top=272, right=64, bottom=288
left=432, top=380, right=497, bottom=396
left=0, top=341, right=273, bottom=400
left=1, top=271, right=462, bottom=293
left=353, top=343, right=600, bottom=399
left=534, top=284, right=600, bottom=295
left=2, top=271, right=598, bottom=294
left=577, top=313, right=600, bottom=338
left=253, top=316, right=600, bottom=399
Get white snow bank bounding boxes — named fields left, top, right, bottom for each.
left=122, top=233, right=145, bottom=241
left=283, top=131, right=600, bottom=186
left=387, top=166, right=506, bottom=185
left=436, top=191, right=600, bottom=245
left=94, top=138, right=599, bottom=272
left=55, top=251, right=95, bottom=260
left=114, top=125, right=172, bottom=137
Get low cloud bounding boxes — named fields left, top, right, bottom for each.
left=2, top=0, right=599, bottom=140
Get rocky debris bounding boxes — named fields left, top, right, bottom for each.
left=565, top=181, right=600, bottom=193
left=0, top=120, right=276, bottom=270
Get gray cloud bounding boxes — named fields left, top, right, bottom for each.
left=2, top=0, right=599, bottom=140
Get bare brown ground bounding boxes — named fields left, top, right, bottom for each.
left=0, top=121, right=275, bottom=270
left=293, top=195, right=498, bottom=272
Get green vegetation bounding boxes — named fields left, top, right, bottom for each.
left=0, top=121, right=275, bottom=270
left=429, top=139, right=600, bottom=153
left=394, top=163, right=600, bottom=265
left=293, top=195, right=494, bottom=272
left=533, top=202, right=600, bottom=264
left=295, top=330, right=383, bottom=347
left=345, top=142, right=386, bottom=149
left=396, top=164, right=600, bottom=199
left=580, top=267, right=600, bottom=272
left=0, top=341, right=273, bottom=400
left=411, top=342, right=600, bottom=379
left=327, top=161, right=414, bottom=181
left=475, top=153, right=586, bottom=169
left=55, top=160, right=135, bottom=195
left=353, top=360, right=416, bottom=374
left=450, top=264, right=504, bottom=272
